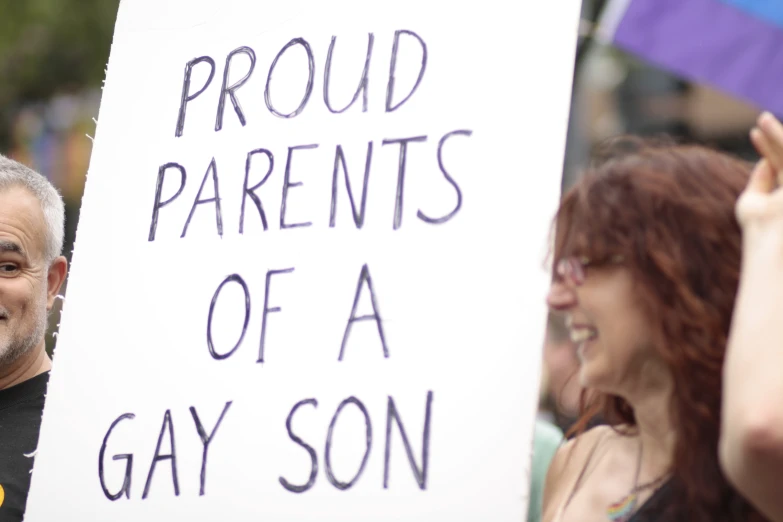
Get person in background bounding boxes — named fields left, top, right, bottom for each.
left=720, top=112, right=783, bottom=522
left=543, top=135, right=765, bottom=521
left=541, top=312, right=582, bottom=433
left=0, top=155, right=67, bottom=521
left=530, top=310, right=601, bottom=522
left=528, top=419, right=564, bottom=522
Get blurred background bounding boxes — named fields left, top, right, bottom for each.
left=0, top=0, right=764, bottom=433
left=0, top=0, right=119, bottom=353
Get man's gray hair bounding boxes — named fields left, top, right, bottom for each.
left=0, top=154, right=65, bottom=264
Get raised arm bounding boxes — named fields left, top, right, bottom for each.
left=720, top=112, right=783, bottom=522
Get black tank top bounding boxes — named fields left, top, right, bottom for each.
left=628, top=480, right=674, bottom=521
left=562, top=430, right=678, bottom=522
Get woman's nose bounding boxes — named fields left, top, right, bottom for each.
left=547, top=280, right=577, bottom=311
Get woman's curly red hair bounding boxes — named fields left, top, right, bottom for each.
left=552, top=137, right=762, bottom=521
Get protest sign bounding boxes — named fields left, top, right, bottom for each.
left=24, top=1, right=581, bottom=520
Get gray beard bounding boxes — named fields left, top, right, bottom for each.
left=0, top=297, right=48, bottom=368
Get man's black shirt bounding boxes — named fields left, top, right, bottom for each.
left=0, top=372, right=47, bottom=522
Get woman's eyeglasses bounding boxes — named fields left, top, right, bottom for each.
left=555, top=255, right=625, bottom=286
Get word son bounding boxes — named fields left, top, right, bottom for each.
left=280, top=391, right=433, bottom=493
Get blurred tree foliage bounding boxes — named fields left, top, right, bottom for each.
left=0, top=0, right=120, bottom=149
left=0, top=0, right=120, bottom=355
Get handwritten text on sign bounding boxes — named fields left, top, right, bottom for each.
left=98, top=30, right=467, bottom=501
left=25, top=2, right=580, bottom=519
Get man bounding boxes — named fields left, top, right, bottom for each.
left=0, top=155, right=67, bottom=521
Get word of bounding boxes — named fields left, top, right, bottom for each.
left=206, top=264, right=386, bottom=363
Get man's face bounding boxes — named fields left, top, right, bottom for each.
left=0, top=186, right=52, bottom=366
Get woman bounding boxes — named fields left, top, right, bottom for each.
left=720, top=112, right=783, bottom=522
left=541, top=128, right=769, bottom=521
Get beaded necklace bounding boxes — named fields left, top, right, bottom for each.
left=607, top=441, right=669, bottom=522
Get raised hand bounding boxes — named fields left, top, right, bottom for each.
left=736, top=112, right=783, bottom=233
left=722, top=110, right=783, bottom=522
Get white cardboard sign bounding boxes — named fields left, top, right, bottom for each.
left=25, top=1, right=580, bottom=520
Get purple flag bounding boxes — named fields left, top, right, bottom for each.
left=602, top=0, right=783, bottom=117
